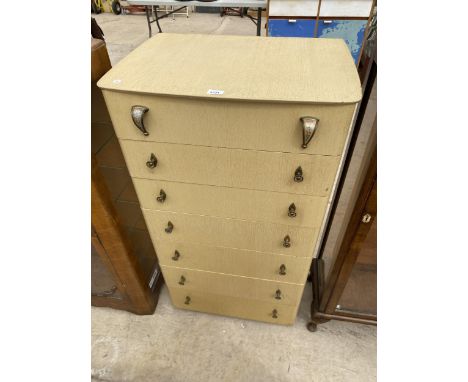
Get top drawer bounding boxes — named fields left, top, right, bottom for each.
left=102, top=91, right=356, bottom=156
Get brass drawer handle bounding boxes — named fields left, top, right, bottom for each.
left=275, top=289, right=282, bottom=300
left=300, top=116, right=319, bottom=148
left=172, top=250, right=180, bottom=261
left=294, top=166, right=303, bottom=182
left=279, top=264, right=287, bottom=275
left=131, top=105, right=150, bottom=136
left=179, top=275, right=186, bottom=285
left=272, top=309, right=278, bottom=319
left=184, top=296, right=191, bottom=305
left=283, top=235, right=291, bottom=248
left=288, top=203, right=296, bottom=217
left=146, top=153, right=158, bottom=169
left=156, top=189, right=166, bottom=203
left=165, top=221, right=174, bottom=233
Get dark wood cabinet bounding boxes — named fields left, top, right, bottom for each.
left=91, top=35, right=163, bottom=314
left=334, top=175, right=376, bottom=317
left=309, top=148, right=376, bottom=330
left=310, top=148, right=376, bottom=327
left=91, top=157, right=163, bottom=314
left=309, top=53, right=377, bottom=331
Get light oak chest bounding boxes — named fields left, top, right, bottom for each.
left=98, top=33, right=361, bottom=325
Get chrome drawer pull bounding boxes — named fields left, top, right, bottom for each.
left=272, top=309, right=278, bottom=319
left=172, top=250, right=180, bottom=261
left=156, top=189, right=166, bottom=203
left=288, top=203, right=297, bottom=217
left=179, top=275, right=186, bottom=285
left=279, top=264, right=287, bottom=275
left=165, top=221, right=174, bottom=233
left=275, top=289, right=282, bottom=300
left=283, top=235, right=291, bottom=248
left=184, top=296, right=191, bottom=305
left=131, top=105, right=150, bottom=136
left=146, top=153, right=158, bottom=169
left=294, top=167, right=303, bottom=182
left=300, top=116, right=319, bottom=148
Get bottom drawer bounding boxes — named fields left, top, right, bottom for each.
left=168, top=287, right=298, bottom=325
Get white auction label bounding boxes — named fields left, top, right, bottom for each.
left=207, top=89, right=224, bottom=95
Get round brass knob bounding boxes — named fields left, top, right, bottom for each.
left=156, top=189, right=166, bottom=203
left=288, top=203, right=297, bottom=217
left=172, top=250, right=180, bottom=261
left=283, top=235, right=291, bottom=248
left=294, top=166, right=303, bottom=182
left=146, top=153, right=158, bottom=169
left=165, top=221, right=174, bottom=233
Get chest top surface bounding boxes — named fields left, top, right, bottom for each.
left=98, top=33, right=362, bottom=104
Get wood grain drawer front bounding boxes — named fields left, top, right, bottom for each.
left=121, top=141, right=340, bottom=196
left=157, top=242, right=311, bottom=284
left=169, top=287, right=297, bottom=325
left=133, top=178, right=328, bottom=228
left=162, top=266, right=303, bottom=306
left=103, top=91, right=356, bottom=156
left=144, top=210, right=318, bottom=256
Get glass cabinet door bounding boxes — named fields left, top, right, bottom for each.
left=91, top=241, right=123, bottom=300
left=336, top=221, right=376, bottom=316
left=336, top=180, right=377, bottom=317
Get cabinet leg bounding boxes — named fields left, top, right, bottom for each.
left=308, top=302, right=330, bottom=333
left=307, top=321, right=317, bottom=332
left=308, top=258, right=330, bottom=332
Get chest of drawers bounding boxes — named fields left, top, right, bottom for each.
left=98, top=34, right=361, bottom=325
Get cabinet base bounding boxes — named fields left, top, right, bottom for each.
left=168, top=287, right=298, bottom=325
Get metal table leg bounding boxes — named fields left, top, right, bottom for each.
left=154, top=6, right=163, bottom=33
left=147, top=5, right=261, bottom=38
left=145, top=6, right=152, bottom=38
left=257, top=7, right=262, bottom=36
